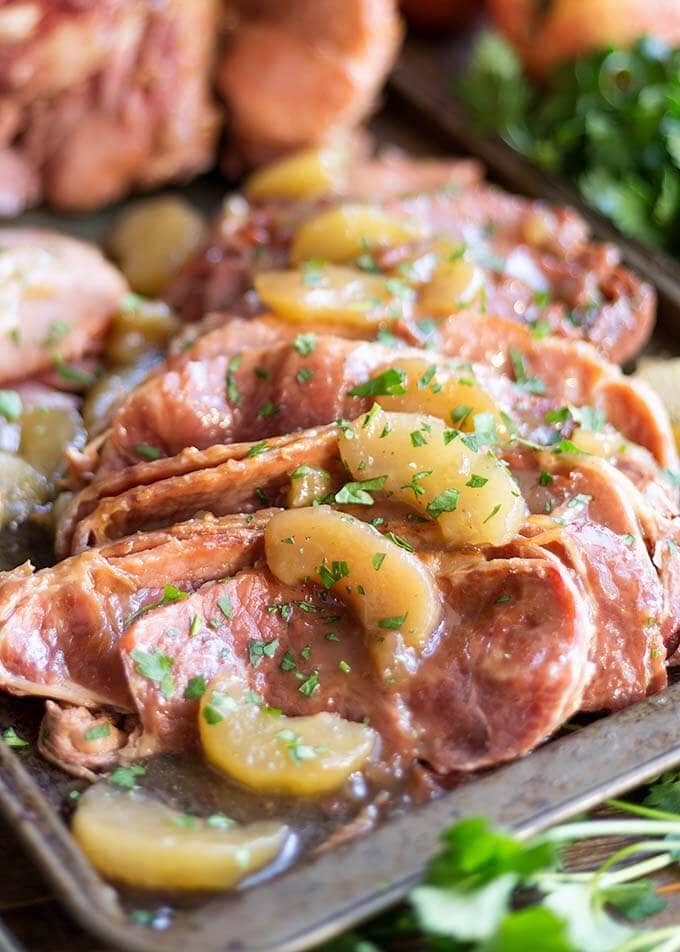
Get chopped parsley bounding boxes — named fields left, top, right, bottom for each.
left=385, top=531, right=415, bottom=552
left=276, top=728, right=319, bottom=764
left=335, top=475, right=387, bottom=505
left=292, top=333, right=317, bottom=356
left=451, top=404, right=473, bottom=427
left=125, top=584, right=188, bottom=626
left=2, top=727, right=28, bottom=748
left=509, top=347, right=546, bottom=395
left=217, top=595, right=234, bottom=620
left=296, top=367, right=314, bottom=384
left=248, top=638, right=279, bottom=667
left=483, top=504, right=502, bottom=523
left=427, top=489, right=460, bottom=519
left=466, top=474, right=488, bottom=488
left=411, top=429, right=428, bottom=447
left=372, top=552, right=386, bottom=571
left=245, top=440, right=269, bottom=458
left=349, top=368, right=407, bottom=398
left=109, top=764, right=146, bottom=789
left=83, top=723, right=111, bottom=742
left=134, top=443, right=163, bottom=461
left=184, top=675, right=207, bottom=700
left=130, top=648, right=176, bottom=699
left=258, top=399, right=280, bottom=418
left=298, top=672, right=320, bottom=697
left=318, top=560, right=350, bottom=589
left=402, top=470, right=432, bottom=498
left=378, top=614, right=407, bottom=630
left=226, top=354, right=242, bottom=405
left=0, top=389, right=22, bottom=422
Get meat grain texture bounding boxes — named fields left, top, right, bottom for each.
left=0, top=143, right=678, bottom=879
left=0, top=0, right=402, bottom=212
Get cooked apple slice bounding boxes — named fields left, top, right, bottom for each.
left=200, top=675, right=378, bottom=796
left=72, top=783, right=289, bottom=891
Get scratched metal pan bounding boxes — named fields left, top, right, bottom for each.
left=1, top=108, right=680, bottom=952
left=389, top=34, right=680, bottom=345
left=0, top=685, right=679, bottom=952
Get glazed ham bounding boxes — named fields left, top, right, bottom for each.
left=0, top=228, right=127, bottom=384
left=0, top=0, right=402, bottom=213
left=0, top=509, right=595, bottom=772
left=75, top=315, right=676, bottom=486
left=0, top=512, right=272, bottom=710
left=218, top=0, right=402, bottom=170
left=0, top=0, right=221, bottom=213
left=163, top=171, right=654, bottom=365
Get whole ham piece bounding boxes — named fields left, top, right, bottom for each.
left=0, top=0, right=402, bottom=213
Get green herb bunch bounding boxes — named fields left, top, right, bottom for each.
left=459, top=32, right=680, bottom=257
left=324, top=770, right=680, bottom=951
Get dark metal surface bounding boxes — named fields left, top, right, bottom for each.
left=1, top=684, right=679, bottom=952
left=1, top=89, right=680, bottom=951
left=390, top=37, right=680, bottom=343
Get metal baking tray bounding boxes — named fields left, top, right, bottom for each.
left=1, top=685, right=680, bottom=952
left=1, top=91, right=680, bottom=950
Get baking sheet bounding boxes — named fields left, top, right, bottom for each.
left=1, top=99, right=680, bottom=951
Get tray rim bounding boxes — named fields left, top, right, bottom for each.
left=1, top=683, right=680, bottom=952
left=3, top=52, right=680, bottom=948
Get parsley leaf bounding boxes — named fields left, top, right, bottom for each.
left=335, top=475, right=387, bottom=505
left=248, top=638, right=279, bottom=667
left=427, top=489, right=460, bottom=519
left=130, top=648, right=176, bottom=699
left=349, top=368, right=407, bottom=398
left=0, top=390, right=22, bottom=422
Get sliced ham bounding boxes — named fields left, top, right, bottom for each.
left=120, top=537, right=592, bottom=771
left=0, top=228, right=127, bottom=385
left=81, top=317, right=676, bottom=487
left=163, top=172, right=653, bottom=365
left=0, top=511, right=272, bottom=710
left=218, top=0, right=402, bottom=169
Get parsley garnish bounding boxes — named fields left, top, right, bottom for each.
left=466, top=474, right=488, bottom=488
left=318, top=560, right=350, bottom=589
left=298, top=672, right=320, bottom=697
left=134, top=443, right=163, bottom=461
left=0, top=390, right=22, bottom=422
left=509, top=347, right=546, bottom=395
left=292, top=333, right=317, bottom=356
left=378, top=614, right=407, bottom=630
left=427, top=489, right=460, bottom=519
left=258, top=399, right=280, bottom=418
left=226, top=354, right=242, bottom=405
left=335, top=475, right=387, bottom=505
left=109, top=764, right=146, bottom=789
left=217, top=595, right=234, bottom=620
left=245, top=440, right=269, bottom=458
left=2, top=727, right=28, bottom=748
left=248, top=638, right=279, bottom=667
left=184, top=675, right=207, bottom=700
left=130, top=648, right=176, bottom=699
left=349, top=368, right=407, bottom=398
left=125, top=584, right=188, bottom=626
left=83, top=723, right=111, bottom=742
left=385, top=532, right=415, bottom=552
